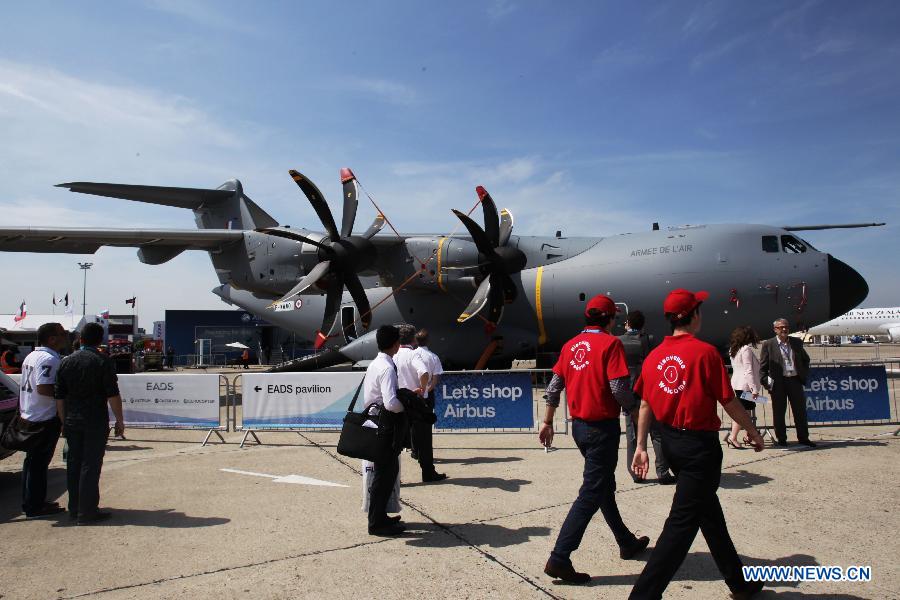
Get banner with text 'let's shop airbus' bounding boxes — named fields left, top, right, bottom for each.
left=435, top=372, right=534, bottom=429
left=803, top=366, right=891, bottom=423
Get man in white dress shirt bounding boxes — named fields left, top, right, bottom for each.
left=362, top=325, right=405, bottom=536
left=19, top=322, right=69, bottom=518
left=413, top=328, right=446, bottom=482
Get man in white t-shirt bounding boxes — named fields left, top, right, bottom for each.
left=19, top=322, right=69, bottom=518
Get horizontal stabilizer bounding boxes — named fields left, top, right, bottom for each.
left=783, top=223, right=885, bottom=231
left=56, top=182, right=235, bottom=209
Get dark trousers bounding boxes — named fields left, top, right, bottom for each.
left=411, top=393, right=436, bottom=475
left=625, top=410, right=670, bottom=479
left=65, top=427, right=107, bottom=517
left=771, top=377, right=809, bottom=442
left=22, top=418, right=61, bottom=514
left=551, top=419, right=635, bottom=564
left=630, top=426, right=747, bottom=600
left=367, top=450, right=400, bottom=528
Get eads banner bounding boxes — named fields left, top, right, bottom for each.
left=115, top=374, right=220, bottom=428
left=435, top=372, right=534, bottom=429
left=803, top=366, right=891, bottom=422
left=242, top=372, right=363, bottom=428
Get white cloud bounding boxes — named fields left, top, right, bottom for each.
left=0, top=60, right=241, bottom=150
left=487, top=0, right=517, bottom=20
left=143, top=0, right=257, bottom=34
left=332, top=77, right=420, bottom=106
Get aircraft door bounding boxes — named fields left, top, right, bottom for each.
left=341, top=306, right=360, bottom=344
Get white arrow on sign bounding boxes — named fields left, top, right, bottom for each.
left=220, top=468, right=348, bottom=487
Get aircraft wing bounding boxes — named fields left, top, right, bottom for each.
left=0, top=227, right=244, bottom=263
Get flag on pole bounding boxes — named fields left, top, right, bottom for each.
left=14, top=300, right=27, bottom=322
left=52, top=293, right=57, bottom=306
left=125, top=297, right=136, bottom=307
left=99, top=309, right=110, bottom=319
left=64, top=292, right=73, bottom=315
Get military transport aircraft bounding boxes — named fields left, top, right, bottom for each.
left=0, top=169, right=881, bottom=370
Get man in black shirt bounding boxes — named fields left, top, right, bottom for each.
left=55, top=322, right=125, bottom=524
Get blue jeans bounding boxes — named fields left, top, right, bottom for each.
left=22, top=418, right=61, bottom=514
left=551, top=418, right=636, bottom=564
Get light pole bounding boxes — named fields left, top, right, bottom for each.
left=78, top=262, right=93, bottom=315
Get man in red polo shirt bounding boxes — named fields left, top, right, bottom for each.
left=538, top=294, right=650, bottom=584
left=629, top=289, right=764, bottom=600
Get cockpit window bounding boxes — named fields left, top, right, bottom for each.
left=781, top=235, right=807, bottom=253
left=762, top=235, right=779, bottom=253
left=799, top=237, right=818, bottom=251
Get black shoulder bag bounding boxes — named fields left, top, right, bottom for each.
left=1, top=409, right=50, bottom=453
left=336, top=379, right=393, bottom=463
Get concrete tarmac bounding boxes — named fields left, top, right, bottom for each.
left=1, top=424, right=897, bottom=600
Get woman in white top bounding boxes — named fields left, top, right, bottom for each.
left=726, top=326, right=762, bottom=448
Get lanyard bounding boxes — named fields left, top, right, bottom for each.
left=581, top=328, right=606, bottom=335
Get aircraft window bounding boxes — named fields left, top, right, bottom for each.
left=762, top=236, right=779, bottom=253
left=799, top=237, right=818, bottom=251
left=781, top=235, right=807, bottom=253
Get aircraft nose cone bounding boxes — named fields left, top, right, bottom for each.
left=828, top=255, right=868, bottom=319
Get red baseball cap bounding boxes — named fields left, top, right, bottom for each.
left=584, top=294, right=618, bottom=317
left=663, top=288, right=709, bottom=318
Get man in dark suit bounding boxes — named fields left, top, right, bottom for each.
left=759, top=318, right=816, bottom=447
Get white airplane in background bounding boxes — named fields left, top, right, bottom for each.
left=805, top=307, right=900, bottom=342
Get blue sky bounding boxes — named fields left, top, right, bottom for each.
left=2, top=0, right=898, bottom=326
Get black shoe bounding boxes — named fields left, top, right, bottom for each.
left=77, top=511, right=112, bottom=525
left=774, top=440, right=788, bottom=447
left=658, top=473, right=677, bottom=485
left=422, top=472, right=447, bottom=483
left=410, top=451, right=419, bottom=460
left=632, top=477, right=648, bottom=484
left=620, top=535, right=650, bottom=559
left=368, top=522, right=405, bottom=536
left=25, top=505, right=66, bottom=519
left=386, top=515, right=402, bottom=523
left=543, top=558, right=591, bottom=584
left=731, top=580, right=764, bottom=599
left=799, top=439, right=817, bottom=447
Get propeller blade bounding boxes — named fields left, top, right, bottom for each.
left=339, top=168, right=359, bottom=238
left=476, top=186, right=500, bottom=247
left=289, top=169, right=339, bottom=240
left=486, top=272, right=506, bottom=324
left=452, top=209, right=497, bottom=257
left=320, top=278, right=344, bottom=338
left=360, top=213, right=386, bottom=239
left=457, top=276, right=492, bottom=323
left=343, top=273, right=373, bottom=329
left=498, top=208, right=514, bottom=247
left=257, top=227, right=330, bottom=251
left=267, top=260, right=331, bottom=307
